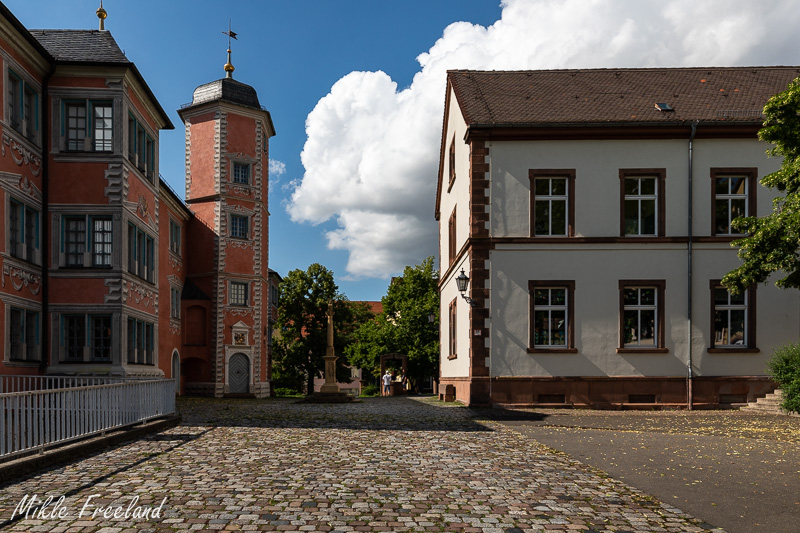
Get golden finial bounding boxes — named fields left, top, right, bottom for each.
left=222, top=20, right=238, bottom=79
left=96, top=1, right=107, bottom=30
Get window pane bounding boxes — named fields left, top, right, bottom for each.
left=550, top=310, right=566, bottom=345
left=534, top=200, right=550, bottom=235
left=714, top=288, right=730, bottom=305
left=623, top=310, right=638, bottom=344
left=533, top=310, right=550, bottom=345
left=640, top=178, right=655, bottom=195
left=731, top=198, right=746, bottom=221
left=534, top=289, right=549, bottom=305
left=640, top=288, right=656, bottom=306
left=729, top=310, right=746, bottom=344
left=551, top=200, right=566, bottom=236
left=550, top=178, right=566, bottom=196
left=624, top=179, right=638, bottom=195
left=729, top=290, right=745, bottom=305
left=550, top=288, right=566, bottom=305
left=639, top=310, right=655, bottom=344
left=730, top=177, right=746, bottom=195
left=624, top=200, right=639, bottom=235
left=641, top=199, right=656, bottom=235
left=623, top=288, right=638, bottom=305
left=715, top=178, right=729, bottom=194
left=715, top=200, right=730, bottom=233
left=714, top=310, right=729, bottom=344
left=534, top=179, right=550, bottom=196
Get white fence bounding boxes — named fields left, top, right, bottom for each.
left=0, top=375, right=129, bottom=393
left=1, top=378, right=175, bottom=460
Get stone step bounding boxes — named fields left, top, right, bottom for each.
left=740, top=389, right=799, bottom=416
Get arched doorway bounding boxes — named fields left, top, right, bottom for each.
left=229, top=353, right=250, bottom=394
left=171, top=350, right=181, bottom=396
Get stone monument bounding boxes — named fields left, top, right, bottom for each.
left=304, top=301, right=356, bottom=403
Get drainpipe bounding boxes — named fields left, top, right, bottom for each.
left=40, top=62, right=56, bottom=374
left=687, top=121, right=698, bottom=410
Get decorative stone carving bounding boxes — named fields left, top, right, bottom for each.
left=2, top=132, right=42, bottom=176
left=1, top=263, right=41, bottom=295
left=127, top=280, right=157, bottom=308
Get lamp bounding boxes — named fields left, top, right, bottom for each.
left=455, top=269, right=476, bottom=307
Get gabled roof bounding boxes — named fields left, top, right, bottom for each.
left=29, top=29, right=128, bottom=63
left=436, top=66, right=800, bottom=220
left=448, top=67, right=800, bottom=126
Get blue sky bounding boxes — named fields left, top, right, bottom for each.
left=7, top=1, right=800, bottom=301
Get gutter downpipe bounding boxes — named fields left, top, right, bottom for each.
left=687, top=121, right=698, bottom=410
left=40, top=62, right=56, bottom=374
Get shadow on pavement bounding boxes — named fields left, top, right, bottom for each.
left=177, top=396, right=503, bottom=432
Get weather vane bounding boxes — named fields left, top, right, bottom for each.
left=222, top=20, right=238, bottom=78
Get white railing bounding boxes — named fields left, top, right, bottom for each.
left=0, top=375, right=130, bottom=394
left=1, top=379, right=175, bottom=460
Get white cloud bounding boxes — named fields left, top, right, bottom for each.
left=287, top=0, right=800, bottom=279
left=269, top=159, right=286, bottom=177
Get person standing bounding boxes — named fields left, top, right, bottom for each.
left=382, top=370, right=392, bottom=396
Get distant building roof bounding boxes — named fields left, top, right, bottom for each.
left=29, top=29, right=128, bottom=63
left=186, top=77, right=262, bottom=110
left=448, top=67, right=800, bottom=127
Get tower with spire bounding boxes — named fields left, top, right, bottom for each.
left=178, top=36, right=275, bottom=397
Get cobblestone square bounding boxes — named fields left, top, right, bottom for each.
left=0, top=397, right=720, bottom=532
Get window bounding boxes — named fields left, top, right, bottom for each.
left=9, top=308, right=39, bottom=362
left=618, top=280, right=666, bottom=351
left=9, top=199, right=40, bottom=264
left=230, top=214, right=249, bottom=239
left=61, top=215, right=112, bottom=268
left=128, top=114, right=155, bottom=182
left=127, top=224, right=154, bottom=282
left=530, top=169, right=575, bottom=237
left=528, top=281, right=576, bottom=352
left=127, top=318, right=154, bottom=364
left=7, top=69, right=39, bottom=144
left=93, top=103, right=113, bottom=151
left=448, top=298, right=457, bottom=359
left=233, top=162, right=250, bottom=184
left=171, top=286, right=181, bottom=319
left=169, top=219, right=181, bottom=255
left=61, top=314, right=111, bottom=362
left=448, top=208, right=456, bottom=265
left=620, top=170, right=665, bottom=237
left=710, top=281, right=756, bottom=351
left=448, top=136, right=456, bottom=187
left=711, top=169, right=757, bottom=236
left=230, top=281, right=248, bottom=306
left=66, top=102, right=87, bottom=150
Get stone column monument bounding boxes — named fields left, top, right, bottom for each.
left=320, top=301, right=340, bottom=394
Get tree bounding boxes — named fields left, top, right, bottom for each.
left=346, top=257, right=440, bottom=390
left=722, top=77, right=800, bottom=293
left=273, top=264, right=374, bottom=394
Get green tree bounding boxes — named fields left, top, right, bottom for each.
left=723, top=77, right=800, bottom=293
left=346, top=257, right=440, bottom=390
left=273, top=263, right=374, bottom=394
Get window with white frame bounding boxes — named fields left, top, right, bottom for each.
left=713, top=174, right=751, bottom=235
left=233, top=161, right=250, bottom=185
left=9, top=307, right=39, bottom=362
left=127, top=317, right=154, bottom=364
left=533, top=178, right=568, bottom=236
left=8, top=69, right=40, bottom=144
left=711, top=283, right=754, bottom=349
left=61, top=215, right=112, bottom=268
left=9, top=198, right=40, bottom=264
left=618, top=280, right=666, bottom=351
left=531, top=286, right=569, bottom=348
left=61, top=314, right=111, bottom=362
left=230, top=214, right=249, bottom=239
left=230, top=281, right=248, bottom=306
left=127, top=223, right=154, bottom=282
left=64, top=100, right=113, bottom=152
left=623, top=177, right=657, bottom=236
left=169, top=219, right=181, bottom=255
left=171, top=286, right=181, bottom=319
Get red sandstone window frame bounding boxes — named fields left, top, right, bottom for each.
left=708, top=280, right=758, bottom=353
left=529, top=169, right=575, bottom=237
left=619, top=169, right=666, bottom=237
left=710, top=168, right=757, bottom=237
left=617, top=280, right=667, bottom=353
left=528, top=280, right=577, bottom=353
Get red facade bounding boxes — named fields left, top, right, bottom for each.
left=0, top=3, right=275, bottom=397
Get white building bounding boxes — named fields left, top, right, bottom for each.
left=436, top=67, right=800, bottom=408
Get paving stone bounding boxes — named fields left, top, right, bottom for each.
left=0, top=397, right=724, bottom=532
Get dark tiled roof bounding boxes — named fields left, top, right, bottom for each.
left=186, top=78, right=261, bottom=110
left=448, top=67, right=800, bottom=126
left=28, top=29, right=128, bottom=63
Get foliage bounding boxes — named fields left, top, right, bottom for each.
left=345, top=257, right=440, bottom=390
left=272, top=263, right=375, bottom=394
left=360, top=383, right=379, bottom=397
left=766, top=342, right=800, bottom=413
left=273, top=387, right=303, bottom=398
left=722, top=77, right=800, bottom=293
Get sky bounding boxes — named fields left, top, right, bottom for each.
left=7, top=0, right=800, bottom=301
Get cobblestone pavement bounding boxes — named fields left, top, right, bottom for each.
left=0, top=397, right=723, bottom=532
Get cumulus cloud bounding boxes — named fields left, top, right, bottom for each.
left=287, top=0, right=800, bottom=279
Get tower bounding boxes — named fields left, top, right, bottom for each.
left=178, top=45, right=275, bottom=397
